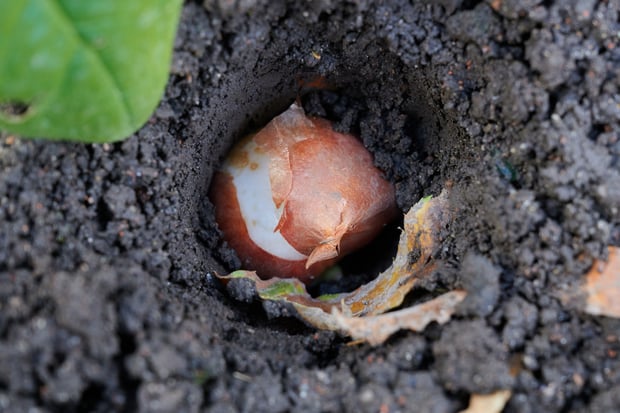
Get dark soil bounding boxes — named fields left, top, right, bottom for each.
left=1, top=0, right=620, bottom=412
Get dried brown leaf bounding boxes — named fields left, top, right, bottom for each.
left=459, top=390, right=512, bottom=413
left=583, top=246, right=620, bottom=318
left=340, top=191, right=451, bottom=317
left=332, top=290, right=467, bottom=346
left=217, top=189, right=457, bottom=342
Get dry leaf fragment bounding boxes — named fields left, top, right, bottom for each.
left=216, top=189, right=457, bottom=342
left=459, top=390, right=512, bottom=413
left=583, top=246, right=620, bottom=318
left=332, top=290, right=467, bottom=346
left=340, top=191, right=451, bottom=317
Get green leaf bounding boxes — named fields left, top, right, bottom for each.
left=0, top=0, right=182, bottom=142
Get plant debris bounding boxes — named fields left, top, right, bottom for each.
left=582, top=246, right=620, bottom=318
left=333, top=290, right=466, bottom=346
left=459, top=390, right=512, bottom=413
left=217, top=189, right=463, bottom=342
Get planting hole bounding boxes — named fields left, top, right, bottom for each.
left=200, top=38, right=473, bottom=304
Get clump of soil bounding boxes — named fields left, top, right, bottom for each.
left=1, top=1, right=619, bottom=412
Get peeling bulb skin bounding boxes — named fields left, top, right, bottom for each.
left=209, top=102, right=399, bottom=284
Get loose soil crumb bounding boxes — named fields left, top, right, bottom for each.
left=1, top=1, right=619, bottom=412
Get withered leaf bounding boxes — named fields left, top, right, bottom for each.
left=583, top=246, right=620, bottom=318
left=217, top=189, right=461, bottom=341
left=459, top=390, right=512, bottom=413
left=332, top=290, right=466, bottom=346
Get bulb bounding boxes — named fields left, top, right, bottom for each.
left=209, top=102, right=398, bottom=284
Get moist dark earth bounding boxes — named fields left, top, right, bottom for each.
left=1, top=0, right=620, bottom=412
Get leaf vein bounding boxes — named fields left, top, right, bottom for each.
left=48, top=0, right=133, bottom=125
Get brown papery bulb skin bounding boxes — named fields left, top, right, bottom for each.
left=209, top=103, right=399, bottom=284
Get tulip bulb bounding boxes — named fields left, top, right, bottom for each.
left=209, top=102, right=399, bottom=284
